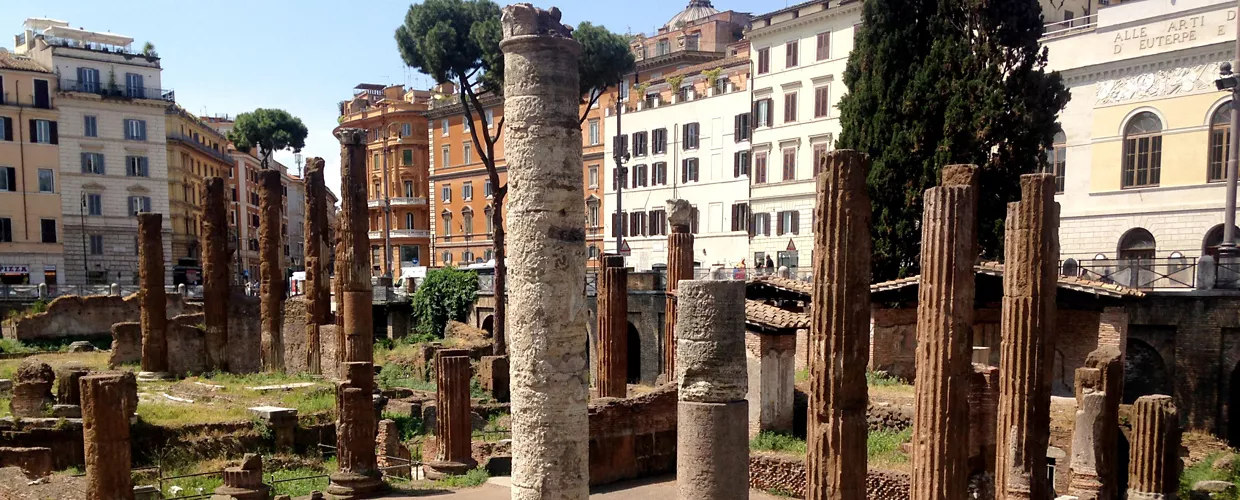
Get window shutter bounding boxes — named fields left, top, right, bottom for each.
left=4, top=168, right=14, bottom=192
left=141, top=157, right=149, bottom=177
left=139, top=121, right=146, bottom=141
left=733, top=115, right=740, bottom=141
left=2, top=118, right=10, bottom=141
left=776, top=213, right=784, bottom=235
left=733, top=152, right=740, bottom=178
left=29, top=120, right=36, bottom=143
left=98, top=154, right=105, bottom=175
left=791, top=212, right=800, bottom=235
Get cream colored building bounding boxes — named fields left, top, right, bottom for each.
left=166, top=105, right=234, bottom=275
left=17, top=19, right=172, bottom=285
left=0, top=50, right=63, bottom=285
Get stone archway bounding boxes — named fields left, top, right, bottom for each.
left=627, top=321, right=641, bottom=384
left=1123, top=339, right=1171, bottom=404
left=481, top=315, right=494, bottom=337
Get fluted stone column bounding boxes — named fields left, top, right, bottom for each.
left=327, top=361, right=383, bottom=498
left=1069, top=346, right=1123, bottom=500
left=336, top=130, right=374, bottom=364
left=500, top=6, right=588, bottom=499
left=82, top=374, right=133, bottom=500
left=304, top=158, right=329, bottom=374
left=426, top=349, right=476, bottom=478
left=203, top=177, right=229, bottom=372
left=664, top=200, right=694, bottom=379
left=676, top=280, right=748, bottom=500
left=911, top=165, right=978, bottom=500
left=995, top=174, right=1059, bottom=500
left=258, top=170, right=285, bottom=371
left=1127, top=395, right=1181, bottom=500
left=137, top=212, right=168, bottom=376
left=806, top=150, right=871, bottom=500
left=597, top=255, right=628, bottom=398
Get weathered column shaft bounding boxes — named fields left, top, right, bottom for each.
left=258, top=169, right=284, bottom=371
left=1069, top=346, right=1123, bottom=500
left=138, top=212, right=167, bottom=374
left=911, top=165, right=977, bottom=500
left=968, top=364, right=999, bottom=478
left=203, top=177, right=229, bottom=372
left=597, top=255, right=628, bottom=398
left=995, top=173, right=1059, bottom=500
left=81, top=374, right=133, bottom=500
left=304, top=158, right=328, bottom=375
left=1127, top=395, right=1180, bottom=499
left=500, top=6, right=588, bottom=500
left=337, top=130, right=373, bottom=364
left=436, top=352, right=474, bottom=464
left=664, top=228, right=694, bottom=378
left=328, top=361, right=383, bottom=497
left=675, top=280, right=748, bottom=500
left=806, top=150, right=871, bottom=500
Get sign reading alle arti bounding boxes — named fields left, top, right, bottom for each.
left=1112, top=9, right=1237, bottom=55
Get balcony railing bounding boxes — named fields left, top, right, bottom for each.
left=60, top=78, right=175, bottom=102
left=369, top=229, right=431, bottom=239
left=168, top=132, right=235, bottom=166
left=1071, top=257, right=1196, bottom=290
left=1042, top=14, right=1098, bottom=39
left=368, top=197, right=428, bottom=208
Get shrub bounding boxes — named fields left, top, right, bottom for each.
left=412, top=267, right=478, bottom=337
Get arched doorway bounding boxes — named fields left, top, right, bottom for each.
left=1123, top=339, right=1171, bottom=404
left=627, top=322, right=641, bottom=384
left=1117, top=228, right=1156, bottom=288
left=481, top=315, right=494, bottom=337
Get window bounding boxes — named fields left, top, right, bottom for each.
left=441, top=119, right=449, bottom=136
left=777, top=210, right=800, bottom=235
left=612, top=212, right=626, bottom=237
left=128, top=196, right=152, bottom=215
left=442, top=251, right=452, bottom=264
left=84, top=115, right=98, bottom=137
left=778, top=251, right=800, bottom=269
left=1122, top=112, right=1162, bottom=188
left=814, top=86, right=830, bottom=118
left=784, top=92, right=798, bottom=123
left=86, top=234, right=105, bottom=254
left=1118, top=228, right=1156, bottom=260
left=587, top=199, right=600, bottom=227
left=817, top=32, right=831, bottom=60
left=589, top=119, right=600, bottom=145
left=485, top=109, right=495, bottom=128
left=37, top=169, right=53, bottom=193
left=634, top=131, right=648, bottom=156
left=0, top=117, right=8, bottom=141
left=649, top=209, right=667, bottom=236
left=402, top=149, right=413, bottom=166
left=441, top=212, right=452, bottom=236
left=653, top=128, right=668, bottom=154
left=629, top=211, right=647, bottom=237
left=757, top=47, right=770, bottom=74
left=373, top=153, right=381, bottom=170
left=657, top=39, right=671, bottom=56
left=371, top=246, right=381, bottom=266
left=124, top=119, right=147, bottom=141
left=785, top=40, right=799, bottom=68
left=690, top=206, right=700, bottom=234
left=683, top=123, right=699, bottom=150
left=589, top=165, right=599, bottom=188
left=441, top=146, right=450, bottom=168
left=1211, top=103, right=1233, bottom=183
left=677, top=85, right=691, bottom=103
left=40, top=219, right=56, bottom=243
left=633, top=164, right=648, bottom=187
left=462, top=209, right=474, bottom=234
left=404, top=181, right=414, bottom=198
left=81, top=153, right=105, bottom=175
left=86, top=194, right=102, bottom=216
left=401, top=123, right=412, bottom=137
left=782, top=147, right=797, bottom=181
left=734, top=113, right=751, bottom=142
left=0, top=218, right=9, bottom=242
left=682, top=158, right=700, bottom=183
left=652, top=162, right=668, bottom=185
left=751, top=213, right=771, bottom=236
left=589, top=245, right=599, bottom=260
left=125, top=73, right=145, bottom=98
left=463, top=142, right=473, bottom=165
left=401, top=245, right=420, bottom=264
left=441, top=184, right=451, bottom=202
left=404, top=213, right=415, bottom=230
left=373, top=182, right=381, bottom=197
left=754, top=99, right=773, bottom=128
left=734, top=151, right=750, bottom=178
left=33, top=80, right=50, bottom=109
left=0, top=167, right=13, bottom=192
left=614, top=134, right=629, bottom=158
left=32, top=119, right=56, bottom=144
left=126, top=156, right=150, bottom=177
left=731, top=203, right=750, bottom=232
left=1046, top=131, right=1067, bottom=193
left=812, top=143, right=829, bottom=177
left=754, top=152, right=768, bottom=184
left=620, top=78, right=630, bottom=101
left=485, top=206, right=495, bottom=234
left=485, top=179, right=494, bottom=198
left=463, top=181, right=474, bottom=201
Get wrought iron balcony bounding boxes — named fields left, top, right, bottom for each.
left=60, top=78, right=175, bottom=102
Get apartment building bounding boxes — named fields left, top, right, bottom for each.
left=338, top=84, right=432, bottom=276
left=746, top=1, right=862, bottom=272
left=166, top=104, right=234, bottom=270
left=603, top=43, right=753, bottom=270
left=0, top=50, right=62, bottom=285
left=18, top=19, right=173, bottom=285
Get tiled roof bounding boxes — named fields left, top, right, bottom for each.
left=746, top=300, right=810, bottom=330
left=750, top=275, right=813, bottom=296
left=657, top=55, right=749, bottom=82
left=0, top=52, right=52, bottom=73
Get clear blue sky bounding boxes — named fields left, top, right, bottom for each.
left=5, top=0, right=795, bottom=200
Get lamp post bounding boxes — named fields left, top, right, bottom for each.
left=1216, top=14, right=1240, bottom=257
left=613, top=78, right=631, bottom=253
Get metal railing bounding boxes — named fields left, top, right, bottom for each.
left=1072, top=258, right=1197, bottom=290
left=167, top=132, right=235, bottom=166
left=59, top=78, right=175, bottom=102
left=0, top=284, right=204, bottom=301
left=1042, top=13, right=1098, bottom=39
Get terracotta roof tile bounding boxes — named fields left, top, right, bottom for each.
left=0, top=52, right=52, bottom=73
left=745, top=300, right=810, bottom=330
left=750, top=274, right=813, bottom=296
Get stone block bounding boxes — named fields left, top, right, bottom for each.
left=109, top=322, right=143, bottom=368
left=478, top=355, right=510, bottom=403
left=0, top=446, right=53, bottom=478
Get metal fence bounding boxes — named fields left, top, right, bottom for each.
left=1072, top=258, right=1197, bottom=290
left=0, top=284, right=208, bottom=301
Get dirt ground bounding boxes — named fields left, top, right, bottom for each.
left=0, top=468, right=87, bottom=500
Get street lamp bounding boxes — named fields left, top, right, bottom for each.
left=1216, top=59, right=1240, bottom=257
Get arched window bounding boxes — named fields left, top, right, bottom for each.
left=1202, top=224, right=1240, bottom=258
left=1122, top=112, right=1163, bottom=188
left=484, top=206, right=495, bottom=235
left=442, top=251, right=452, bottom=264
left=1210, top=101, right=1234, bottom=182
left=1044, top=130, right=1066, bottom=194
left=404, top=213, right=414, bottom=230
left=1118, top=228, right=1156, bottom=260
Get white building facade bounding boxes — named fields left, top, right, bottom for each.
left=746, top=2, right=862, bottom=272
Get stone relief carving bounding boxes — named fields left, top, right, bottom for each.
left=1095, top=62, right=1222, bottom=105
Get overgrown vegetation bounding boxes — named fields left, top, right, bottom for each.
left=750, top=432, right=808, bottom=456
left=411, top=267, right=479, bottom=337
left=1181, top=453, right=1240, bottom=499
left=434, top=466, right=490, bottom=488
left=383, top=411, right=428, bottom=441
left=866, top=371, right=905, bottom=387
left=377, top=362, right=436, bottom=392
left=867, top=428, right=913, bottom=469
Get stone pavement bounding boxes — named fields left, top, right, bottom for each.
left=381, top=476, right=784, bottom=499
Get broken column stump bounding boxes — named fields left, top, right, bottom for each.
left=807, top=150, right=872, bottom=500
left=10, top=359, right=54, bottom=417
left=675, top=279, right=748, bottom=500
left=995, top=173, right=1059, bottom=500
left=82, top=373, right=134, bottom=500
left=138, top=212, right=169, bottom=378
left=1068, top=346, right=1122, bottom=500
left=500, top=5, right=589, bottom=500
left=249, top=406, right=298, bottom=451
left=211, top=453, right=271, bottom=500
left=597, top=254, right=628, bottom=399
left=203, top=176, right=230, bottom=372
left=478, top=355, right=510, bottom=403
left=426, top=350, right=476, bottom=479
left=304, top=158, right=329, bottom=375
left=259, top=169, right=285, bottom=372
left=664, top=199, right=694, bottom=380
left=54, top=367, right=88, bottom=418
left=327, top=362, right=384, bottom=498
left=1127, top=395, right=1181, bottom=500
left=377, top=419, right=412, bottom=479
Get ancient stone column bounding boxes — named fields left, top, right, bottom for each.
left=212, top=454, right=271, bottom=500
left=56, top=368, right=88, bottom=406
left=258, top=169, right=285, bottom=372
left=138, top=212, right=168, bottom=376
left=995, top=173, right=1059, bottom=500
left=911, top=165, right=977, bottom=500
left=203, top=177, right=230, bottom=372
left=327, top=361, right=384, bottom=497
left=1127, top=395, right=1181, bottom=500
left=664, top=199, right=695, bottom=379
left=10, top=359, right=54, bottom=417
left=304, top=158, right=328, bottom=375
left=597, top=254, right=628, bottom=398
left=426, top=350, right=476, bottom=478
left=336, top=130, right=374, bottom=365
left=81, top=374, right=133, bottom=500
left=675, top=279, right=748, bottom=500
left=1069, top=346, right=1122, bottom=500
left=806, top=150, right=871, bottom=500
left=500, top=6, right=589, bottom=499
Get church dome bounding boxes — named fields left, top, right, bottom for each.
left=665, top=0, right=719, bottom=30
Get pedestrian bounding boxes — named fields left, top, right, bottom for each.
left=765, top=255, right=775, bottom=270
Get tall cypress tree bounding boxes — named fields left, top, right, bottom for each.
left=838, top=0, right=1070, bottom=280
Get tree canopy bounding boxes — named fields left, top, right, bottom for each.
left=576, top=21, right=636, bottom=117
left=227, top=109, right=308, bottom=169
left=412, top=266, right=480, bottom=337
left=837, top=0, right=1069, bottom=281
left=395, top=0, right=504, bottom=93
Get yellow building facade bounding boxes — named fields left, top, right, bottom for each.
left=0, top=52, right=62, bottom=284
left=166, top=105, right=234, bottom=264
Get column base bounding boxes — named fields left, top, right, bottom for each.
left=677, top=400, right=749, bottom=499
left=137, top=371, right=174, bottom=381
left=325, top=471, right=385, bottom=499
left=423, top=459, right=478, bottom=480
left=210, top=484, right=271, bottom=500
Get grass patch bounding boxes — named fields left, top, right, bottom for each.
left=136, top=401, right=250, bottom=426
left=281, top=388, right=335, bottom=415
left=269, top=457, right=336, bottom=497
left=795, top=368, right=809, bottom=384
left=1181, top=453, right=1240, bottom=499
left=377, top=362, right=436, bottom=392
left=750, top=432, right=807, bottom=456
left=0, top=397, right=9, bottom=418
left=867, top=428, right=912, bottom=469
left=0, top=352, right=113, bottom=379
left=0, top=338, right=38, bottom=354
left=765, top=487, right=799, bottom=498
left=434, top=467, right=489, bottom=488
left=866, top=371, right=905, bottom=387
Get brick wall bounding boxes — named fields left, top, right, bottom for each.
left=587, top=383, right=677, bottom=486
left=748, top=452, right=911, bottom=499
left=869, top=307, right=916, bottom=380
